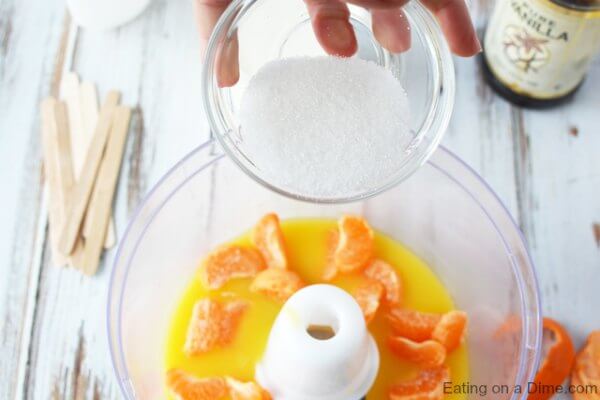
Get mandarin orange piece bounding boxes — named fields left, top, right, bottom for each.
left=252, top=213, right=288, bottom=270
left=364, top=259, right=402, bottom=305
left=335, top=215, right=374, bottom=273
left=200, top=244, right=266, bottom=290
left=571, top=331, right=600, bottom=400
left=572, top=363, right=600, bottom=400
left=354, top=279, right=384, bottom=324
left=388, top=336, right=447, bottom=368
left=250, top=268, right=304, bottom=302
left=226, top=377, right=272, bottom=400
left=219, top=301, right=249, bottom=344
left=322, top=229, right=339, bottom=281
left=527, top=318, right=576, bottom=400
left=574, top=331, right=600, bottom=381
left=387, top=308, right=442, bottom=342
left=184, top=299, right=248, bottom=355
left=571, top=368, right=582, bottom=391
left=431, top=310, right=468, bottom=352
left=388, top=366, right=450, bottom=400
left=166, top=369, right=228, bottom=400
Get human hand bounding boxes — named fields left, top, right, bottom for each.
left=194, top=0, right=481, bottom=86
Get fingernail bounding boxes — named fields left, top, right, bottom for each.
left=323, top=19, right=355, bottom=54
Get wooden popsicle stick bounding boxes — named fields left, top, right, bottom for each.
left=41, top=98, right=69, bottom=267
left=53, top=101, right=86, bottom=267
left=80, top=81, right=116, bottom=249
left=79, top=106, right=131, bottom=275
left=60, top=73, right=87, bottom=267
left=59, top=73, right=89, bottom=267
left=53, top=101, right=75, bottom=197
left=61, top=72, right=86, bottom=172
left=58, top=91, right=121, bottom=255
left=80, top=81, right=99, bottom=141
left=62, top=75, right=116, bottom=249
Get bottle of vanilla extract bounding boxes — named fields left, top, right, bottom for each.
left=482, top=0, right=600, bottom=108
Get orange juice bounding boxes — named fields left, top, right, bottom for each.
left=165, top=219, right=469, bottom=399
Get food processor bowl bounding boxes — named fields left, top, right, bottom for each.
left=107, top=142, right=542, bottom=400
left=202, top=0, right=455, bottom=203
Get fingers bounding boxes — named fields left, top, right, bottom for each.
left=421, top=0, right=480, bottom=57
left=216, top=36, right=240, bottom=87
left=372, top=8, right=411, bottom=53
left=344, top=0, right=409, bottom=9
left=193, top=0, right=239, bottom=87
left=307, top=0, right=478, bottom=57
left=305, top=0, right=358, bottom=57
left=193, top=0, right=231, bottom=48
left=193, top=0, right=479, bottom=89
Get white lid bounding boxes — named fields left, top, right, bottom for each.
left=66, top=0, right=151, bottom=31
left=256, top=284, right=379, bottom=400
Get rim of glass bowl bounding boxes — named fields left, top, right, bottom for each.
left=201, top=0, right=456, bottom=204
left=107, top=143, right=542, bottom=400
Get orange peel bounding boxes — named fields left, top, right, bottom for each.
left=166, top=369, right=227, bottom=400
left=250, top=268, right=304, bottom=302
left=252, top=213, right=288, bottom=270
left=200, top=244, right=265, bottom=290
left=184, top=299, right=248, bottom=355
left=364, top=259, right=402, bottom=305
left=527, top=318, right=575, bottom=400
left=388, top=336, right=447, bottom=368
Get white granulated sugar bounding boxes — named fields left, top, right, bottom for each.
left=239, top=56, right=411, bottom=198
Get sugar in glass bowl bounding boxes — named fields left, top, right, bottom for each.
left=202, top=0, right=455, bottom=203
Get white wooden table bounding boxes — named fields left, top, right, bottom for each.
left=0, top=1, right=598, bottom=399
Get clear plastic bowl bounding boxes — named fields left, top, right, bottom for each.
left=202, top=0, right=455, bottom=203
left=107, top=142, right=542, bottom=400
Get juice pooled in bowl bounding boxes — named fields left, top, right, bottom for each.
left=165, top=214, right=469, bottom=399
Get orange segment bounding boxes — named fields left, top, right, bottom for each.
left=572, top=365, right=600, bottom=400
left=388, top=366, right=450, bottom=400
left=364, top=259, right=402, bottom=305
left=250, top=268, right=304, bottom=302
left=200, top=244, right=266, bottom=290
left=335, top=215, right=374, bottom=273
left=431, top=310, right=468, bottom=352
left=226, top=377, right=272, bottom=400
left=166, top=369, right=227, bottom=400
left=388, top=336, right=446, bottom=368
left=252, top=213, right=288, bottom=270
left=184, top=299, right=248, bottom=355
left=387, top=308, right=442, bottom=342
left=527, top=318, right=575, bottom=400
left=322, top=229, right=339, bottom=281
left=571, top=331, right=600, bottom=400
left=354, top=279, right=384, bottom=324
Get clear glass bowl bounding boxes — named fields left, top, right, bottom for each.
left=107, top=142, right=542, bottom=400
left=202, top=0, right=455, bottom=203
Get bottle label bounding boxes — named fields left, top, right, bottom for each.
left=484, top=0, right=600, bottom=99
